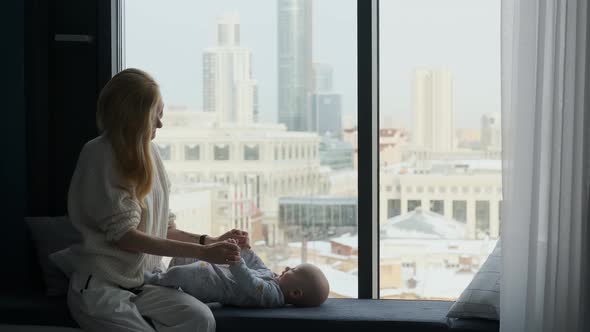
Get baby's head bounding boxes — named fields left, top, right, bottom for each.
left=278, top=263, right=330, bottom=307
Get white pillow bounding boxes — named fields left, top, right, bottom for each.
left=49, top=247, right=78, bottom=278
left=447, top=239, right=501, bottom=320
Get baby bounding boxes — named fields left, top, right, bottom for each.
left=144, top=240, right=330, bottom=307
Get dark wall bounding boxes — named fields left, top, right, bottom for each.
left=28, top=0, right=112, bottom=217
left=1, top=0, right=28, bottom=292
left=0, top=0, right=111, bottom=294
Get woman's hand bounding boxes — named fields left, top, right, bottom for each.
left=209, top=229, right=250, bottom=249
left=200, top=239, right=241, bottom=264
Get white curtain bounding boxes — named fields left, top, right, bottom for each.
left=501, top=0, right=590, bottom=331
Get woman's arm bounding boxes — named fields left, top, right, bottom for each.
left=167, top=223, right=249, bottom=248
left=114, top=228, right=241, bottom=264
left=166, top=222, right=218, bottom=245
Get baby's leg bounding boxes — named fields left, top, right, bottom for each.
left=145, top=265, right=194, bottom=289
left=169, top=256, right=199, bottom=268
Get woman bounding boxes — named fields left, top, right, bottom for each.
left=67, top=68, right=246, bottom=331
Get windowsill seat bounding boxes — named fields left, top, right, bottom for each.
left=0, top=294, right=498, bottom=332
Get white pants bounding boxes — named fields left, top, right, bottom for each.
left=67, top=272, right=216, bottom=332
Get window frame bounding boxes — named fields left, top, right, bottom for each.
left=357, top=0, right=379, bottom=299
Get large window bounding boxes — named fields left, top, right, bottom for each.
left=378, top=0, right=501, bottom=300
left=407, top=200, right=421, bottom=213
left=157, top=143, right=171, bottom=160
left=387, top=199, right=401, bottom=218
left=124, top=0, right=358, bottom=298
left=430, top=200, right=444, bottom=215
left=453, top=200, right=467, bottom=223
left=476, top=200, right=491, bottom=237
left=244, top=144, right=260, bottom=161
left=185, top=144, right=200, bottom=161
left=123, top=0, right=499, bottom=301
left=214, top=144, right=230, bottom=161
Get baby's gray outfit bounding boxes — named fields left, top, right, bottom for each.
left=144, top=249, right=285, bottom=307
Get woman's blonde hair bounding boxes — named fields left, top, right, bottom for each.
left=96, top=68, right=161, bottom=205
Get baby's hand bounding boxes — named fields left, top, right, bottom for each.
left=227, top=230, right=250, bottom=250
left=217, top=229, right=249, bottom=248
left=239, top=233, right=251, bottom=250
left=226, top=239, right=241, bottom=264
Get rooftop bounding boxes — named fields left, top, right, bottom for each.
left=381, top=208, right=466, bottom=240
left=279, top=196, right=357, bottom=205
left=383, top=159, right=502, bottom=175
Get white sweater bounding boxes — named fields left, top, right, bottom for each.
left=68, top=135, right=174, bottom=288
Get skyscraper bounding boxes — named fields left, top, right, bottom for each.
left=313, top=94, right=342, bottom=138
left=481, top=112, right=501, bottom=150
left=203, top=14, right=257, bottom=124
left=413, top=68, right=454, bottom=152
left=278, top=0, right=314, bottom=132
left=311, top=62, right=342, bottom=137
left=313, top=63, right=333, bottom=93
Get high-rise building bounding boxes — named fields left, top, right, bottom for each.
left=203, top=14, right=257, bottom=124
left=278, top=0, right=314, bottom=132
left=313, top=94, right=342, bottom=137
left=313, top=63, right=333, bottom=93
left=311, top=62, right=342, bottom=137
left=413, top=68, right=454, bottom=152
left=481, top=112, right=501, bottom=150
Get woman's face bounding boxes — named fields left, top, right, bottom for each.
left=151, top=102, right=164, bottom=140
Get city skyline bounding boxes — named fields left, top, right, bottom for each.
left=124, top=0, right=499, bottom=129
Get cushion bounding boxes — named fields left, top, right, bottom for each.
left=448, top=317, right=500, bottom=332
left=213, top=299, right=452, bottom=332
left=446, top=240, right=501, bottom=320
left=49, top=247, right=78, bottom=279
left=25, top=216, right=82, bottom=296
left=0, top=295, right=499, bottom=332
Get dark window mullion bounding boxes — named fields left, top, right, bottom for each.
left=110, top=0, right=124, bottom=75
left=357, top=0, right=379, bottom=299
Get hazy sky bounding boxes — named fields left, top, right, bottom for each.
left=380, top=0, right=500, bottom=129
left=125, top=0, right=499, bottom=129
